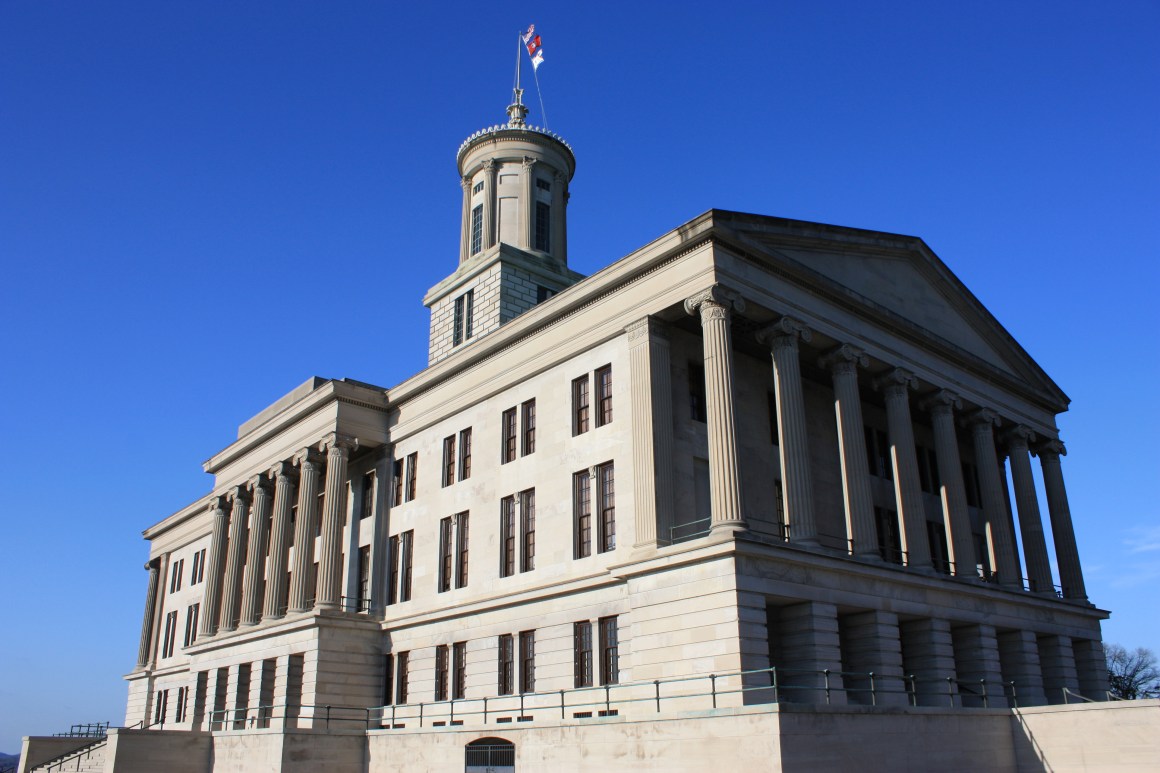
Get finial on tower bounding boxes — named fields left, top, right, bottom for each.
left=507, top=88, right=528, bottom=127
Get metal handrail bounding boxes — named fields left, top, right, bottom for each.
left=669, top=518, right=711, bottom=543
left=340, top=596, right=371, bottom=613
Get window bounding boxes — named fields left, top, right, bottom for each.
left=470, top=205, right=483, bottom=255
left=383, top=654, right=394, bottom=706
left=439, top=517, right=453, bottom=593
left=154, top=690, right=169, bottom=725
left=521, top=399, right=536, bottom=456
left=536, top=178, right=551, bottom=191
left=473, top=180, right=484, bottom=194
left=599, top=617, right=619, bottom=685
left=875, top=506, right=902, bottom=565
left=361, top=473, right=376, bottom=520
left=519, top=630, right=536, bottom=693
left=392, top=459, right=404, bottom=507
left=534, top=202, right=550, bottom=251
left=599, top=463, right=616, bottom=552
left=389, top=530, right=413, bottom=603
left=595, top=365, right=613, bottom=427
left=191, top=548, right=206, bottom=584
left=442, top=435, right=456, bottom=487
left=387, top=536, right=399, bottom=604
left=183, top=604, right=199, bottom=648
left=864, top=426, right=892, bottom=479
left=396, top=651, right=409, bottom=704
left=435, top=645, right=449, bottom=702
left=498, top=634, right=514, bottom=695
left=174, top=686, right=188, bottom=723
left=455, top=512, right=469, bottom=589
left=917, top=446, right=940, bottom=494
left=536, top=285, right=554, bottom=303
left=928, top=521, right=950, bottom=575
left=574, top=621, right=593, bottom=687
left=452, top=642, right=467, bottom=700
left=454, top=289, right=475, bottom=346
left=357, top=546, right=371, bottom=609
left=520, top=488, right=536, bottom=573
left=574, top=471, right=592, bottom=559
left=501, top=408, right=517, bottom=463
left=438, top=514, right=469, bottom=592
left=500, top=496, right=516, bottom=578
left=572, top=375, right=590, bottom=435
left=170, top=559, right=184, bottom=593
left=689, top=364, right=707, bottom=422
left=963, top=462, right=982, bottom=508
left=405, top=452, right=418, bottom=502
left=458, top=428, right=472, bottom=480
left=161, top=611, right=178, bottom=658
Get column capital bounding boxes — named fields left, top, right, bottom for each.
left=873, top=367, right=918, bottom=395
left=521, top=155, right=537, bottom=171
left=554, top=169, right=567, bottom=184
left=246, top=473, right=272, bottom=494
left=320, top=432, right=359, bottom=456
left=481, top=158, right=496, bottom=172
left=460, top=175, right=471, bottom=191
left=1035, top=438, right=1067, bottom=459
left=757, top=316, right=813, bottom=350
left=226, top=484, right=251, bottom=505
left=818, top=343, right=868, bottom=374
left=207, top=496, right=227, bottom=517
left=293, top=447, right=323, bottom=471
left=683, top=285, right=746, bottom=318
left=625, top=316, right=669, bottom=344
left=919, top=389, right=962, bottom=414
left=269, top=460, right=299, bottom=481
left=966, top=407, right=1002, bottom=429
left=1002, top=424, right=1037, bottom=451
left=144, top=559, right=158, bottom=572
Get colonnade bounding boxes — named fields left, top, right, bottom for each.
left=681, top=284, right=1087, bottom=600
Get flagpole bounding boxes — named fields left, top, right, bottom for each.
left=514, top=29, right=522, bottom=101
left=532, top=66, right=548, bottom=129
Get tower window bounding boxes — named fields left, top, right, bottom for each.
left=472, top=180, right=484, bottom=194
left=453, top=290, right=474, bottom=346
left=536, top=178, right=551, bottom=191
left=535, top=202, right=550, bottom=251
left=470, top=205, right=483, bottom=255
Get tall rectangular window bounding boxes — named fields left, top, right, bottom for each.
left=599, top=616, right=619, bottom=685
left=162, top=611, right=178, bottom=658
left=405, top=452, right=418, bottom=501
left=572, top=375, right=590, bottom=435
left=442, top=435, right=456, bottom=487
left=458, top=428, right=472, bottom=480
left=689, top=364, right=707, bottom=422
left=191, top=548, right=206, bottom=584
left=361, top=472, right=376, bottom=520
left=875, top=507, right=902, bottom=565
left=170, top=559, right=184, bottom=593
left=154, top=690, right=169, bottom=725
left=470, top=205, right=483, bottom=255
left=396, top=652, right=409, bottom=704
left=452, top=641, right=467, bottom=700
left=500, top=496, right=516, bottom=578
left=383, top=654, right=394, bottom=706
left=453, top=289, right=475, bottom=346
left=595, top=365, right=613, bottom=427
left=599, top=462, right=616, bottom=552
left=534, top=202, right=550, bottom=251
left=183, top=604, right=199, bottom=648
left=455, top=511, right=470, bottom=589
left=174, top=686, right=188, bottom=723
left=439, top=517, right=453, bottom=593
left=392, top=459, right=404, bottom=506
left=501, top=408, right=517, bottom=464
left=435, top=645, right=449, bottom=702
left=574, top=471, right=592, bottom=559
left=864, top=426, right=892, bottom=480
left=521, top=399, right=536, bottom=455
left=520, top=488, right=536, bottom=573
left=574, top=621, right=593, bottom=688
left=387, top=535, right=399, bottom=605
left=962, top=462, right=982, bottom=508
left=400, top=530, right=413, bottom=602
left=498, top=634, right=514, bottom=695
left=519, top=630, right=536, bottom=694
left=357, top=546, right=371, bottom=610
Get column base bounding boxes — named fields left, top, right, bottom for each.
left=710, top=521, right=747, bottom=536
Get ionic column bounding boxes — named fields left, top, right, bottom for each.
left=627, top=317, right=675, bottom=546
left=136, top=559, right=161, bottom=667
left=967, top=410, right=1021, bottom=587
left=263, top=462, right=297, bottom=620
left=219, top=486, right=250, bottom=632
left=552, top=170, right=567, bottom=260
left=921, top=390, right=977, bottom=578
left=368, top=450, right=392, bottom=617
left=316, top=434, right=356, bottom=610
left=1004, top=426, right=1054, bottom=594
left=758, top=317, right=817, bottom=543
left=684, top=287, right=745, bottom=532
left=199, top=498, right=229, bottom=637
left=819, top=344, right=875, bottom=557
left=1037, top=440, right=1087, bottom=600
left=458, top=175, right=471, bottom=263
left=521, top=157, right=537, bottom=250
left=874, top=369, right=931, bottom=570
left=239, top=475, right=273, bottom=626
left=482, top=159, right=497, bottom=250
left=288, top=448, right=323, bottom=613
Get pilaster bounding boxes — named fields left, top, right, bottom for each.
left=773, top=601, right=845, bottom=705
left=627, top=316, right=675, bottom=547
left=521, top=156, right=536, bottom=250
left=1072, top=638, right=1110, bottom=699
left=839, top=610, right=906, bottom=706
left=951, top=623, right=1008, bottom=708
left=1038, top=634, right=1080, bottom=704
left=482, top=159, right=497, bottom=250
left=899, top=618, right=959, bottom=706
left=997, top=629, right=1047, bottom=707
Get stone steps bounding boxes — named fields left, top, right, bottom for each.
left=35, top=742, right=105, bottom=773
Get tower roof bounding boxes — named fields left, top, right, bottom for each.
left=456, top=92, right=574, bottom=173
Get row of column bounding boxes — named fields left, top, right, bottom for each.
left=196, top=434, right=357, bottom=638
left=682, top=284, right=1087, bottom=599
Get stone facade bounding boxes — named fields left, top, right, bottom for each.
left=21, top=95, right=1126, bottom=773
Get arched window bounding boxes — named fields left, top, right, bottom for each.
left=465, top=736, right=515, bottom=772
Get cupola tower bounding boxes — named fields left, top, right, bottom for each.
left=424, top=89, right=583, bottom=365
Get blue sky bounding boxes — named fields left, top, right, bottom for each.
left=1, top=0, right=1157, bottom=752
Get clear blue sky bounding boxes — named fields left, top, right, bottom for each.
left=1, top=0, right=1157, bottom=753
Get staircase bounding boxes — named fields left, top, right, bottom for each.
left=33, top=740, right=106, bottom=773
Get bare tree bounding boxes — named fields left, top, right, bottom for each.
left=1106, top=644, right=1160, bottom=699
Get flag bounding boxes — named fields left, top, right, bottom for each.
left=531, top=49, right=544, bottom=71
left=526, top=35, right=541, bottom=56
left=522, top=25, right=535, bottom=44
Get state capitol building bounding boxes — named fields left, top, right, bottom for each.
left=21, top=91, right=1130, bottom=773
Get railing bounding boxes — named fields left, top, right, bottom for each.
left=52, top=723, right=108, bottom=738
left=669, top=518, right=711, bottom=544
left=208, top=703, right=375, bottom=732
left=340, top=596, right=370, bottom=613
